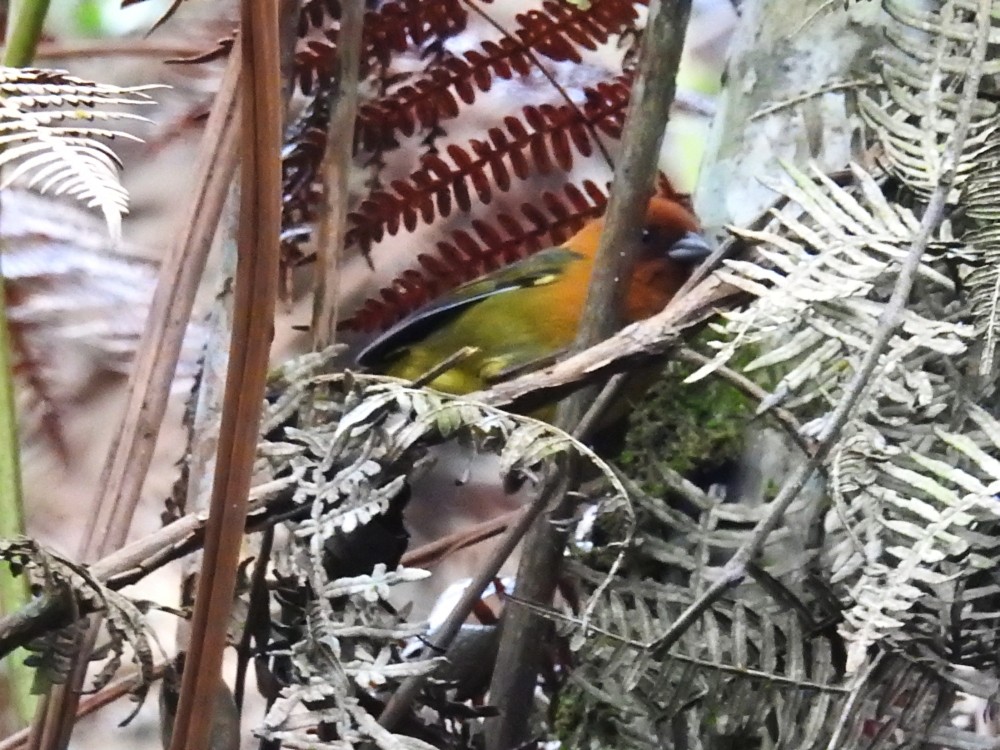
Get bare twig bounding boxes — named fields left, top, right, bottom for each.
left=647, top=0, right=993, bottom=660
left=412, top=346, right=480, bottom=388
left=748, top=77, right=878, bottom=121
left=35, top=39, right=203, bottom=60
left=311, top=0, right=364, bottom=349
left=467, top=273, right=741, bottom=412
left=486, top=3, right=693, bottom=745
left=0, top=496, right=524, bottom=661
left=167, top=3, right=282, bottom=750
left=378, top=474, right=567, bottom=730
left=400, top=508, right=526, bottom=569
left=233, top=527, right=274, bottom=710
left=461, top=0, right=615, bottom=170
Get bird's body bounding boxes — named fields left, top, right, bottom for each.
left=358, top=196, right=707, bottom=396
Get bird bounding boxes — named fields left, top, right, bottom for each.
left=356, top=195, right=711, bottom=400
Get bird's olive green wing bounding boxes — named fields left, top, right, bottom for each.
left=356, top=247, right=584, bottom=368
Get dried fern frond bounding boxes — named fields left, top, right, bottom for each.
left=353, top=0, right=642, bottom=151
left=0, top=538, right=157, bottom=716
left=0, top=68, right=157, bottom=239
left=295, top=0, right=469, bottom=94
left=347, top=78, right=628, bottom=251
left=253, top=351, right=631, bottom=745
left=856, top=0, right=1000, bottom=378
left=687, top=159, right=989, bottom=668
left=858, top=0, right=999, bottom=198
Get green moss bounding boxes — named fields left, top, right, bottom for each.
left=618, top=344, right=760, bottom=487
left=552, top=681, right=618, bottom=749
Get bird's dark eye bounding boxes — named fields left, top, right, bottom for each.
left=641, top=228, right=652, bottom=243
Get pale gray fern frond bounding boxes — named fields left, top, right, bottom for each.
left=677, top=149, right=997, bottom=709
left=958, top=117, right=1000, bottom=374
left=691, top=161, right=971, bottom=422
left=831, top=405, right=1000, bottom=671
left=555, top=479, right=958, bottom=749
left=557, top=436, right=992, bottom=749
left=862, top=0, right=1000, bottom=375
left=0, top=67, right=156, bottom=239
left=859, top=0, right=1000, bottom=196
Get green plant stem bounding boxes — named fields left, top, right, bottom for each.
left=0, top=0, right=50, bottom=726
left=3, top=0, right=51, bottom=67
left=0, top=278, right=33, bottom=726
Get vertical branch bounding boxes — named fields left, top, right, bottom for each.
left=311, top=0, right=364, bottom=349
left=574, top=0, right=693, bottom=345
left=2, top=0, right=50, bottom=68
left=167, top=2, right=282, bottom=749
left=485, top=2, right=693, bottom=748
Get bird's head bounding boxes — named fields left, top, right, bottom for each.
left=629, top=195, right=712, bottom=320
left=562, top=195, right=711, bottom=321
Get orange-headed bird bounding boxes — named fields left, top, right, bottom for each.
left=357, top=196, right=710, bottom=397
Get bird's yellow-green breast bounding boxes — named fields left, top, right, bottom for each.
left=365, top=247, right=593, bottom=394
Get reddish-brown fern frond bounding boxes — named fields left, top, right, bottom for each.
left=517, top=0, right=646, bottom=62
left=4, top=284, right=68, bottom=461
left=296, top=0, right=472, bottom=94
left=340, top=180, right=608, bottom=332
left=354, top=0, right=645, bottom=151
left=347, top=77, right=630, bottom=251
left=281, top=92, right=332, bottom=281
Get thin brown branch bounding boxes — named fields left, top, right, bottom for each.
left=167, top=2, right=282, bottom=750
left=460, top=0, right=615, bottom=170
left=486, top=3, right=693, bottom=744
left=0, top=494, right=521, bottom=661
left=647, top=0, right=994, bottom=662
left=0, top=493, right=297, bottom=660
left=400, top=507, right=526, bottom=569
left=466, top=272, right=741, bottom=411
left=28, top=40, right=243, bottom=750
left=35, top=39, right=203, bottom=60
left=378, top=473, right=567, bottom=730
left=311, top=0, right=364, bottom=349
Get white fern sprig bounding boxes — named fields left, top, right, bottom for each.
left=0, top=67, right=157, bottom=239
left=688, top=162, right=972, bottom=420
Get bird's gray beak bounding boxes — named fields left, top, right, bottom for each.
left=666, top=232, right=713, bottom=263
